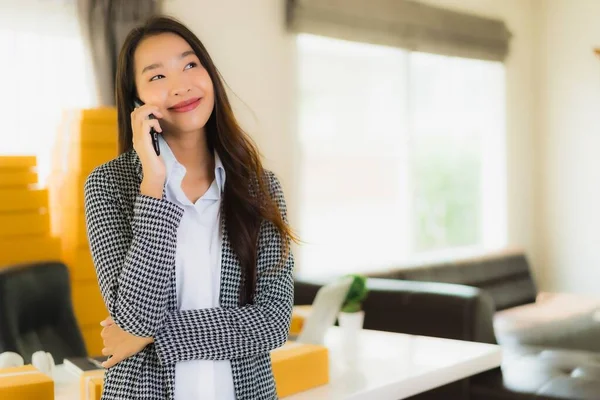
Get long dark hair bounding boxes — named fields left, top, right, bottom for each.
left=115, top=15, right=295, bottom=305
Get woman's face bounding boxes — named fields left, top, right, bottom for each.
left=133, top=32, right=215, bottom=135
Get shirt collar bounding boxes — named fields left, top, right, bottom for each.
left=214, top=151, right=226, bottom=194
left=158, top=135, right=226, bottom=195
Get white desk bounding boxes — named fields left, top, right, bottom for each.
left=54, top=328, right=501, bottom=400
left=286, top=328, right=501, bottom=400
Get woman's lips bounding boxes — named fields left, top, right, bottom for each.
left=169, top=98, right=202, bottom=113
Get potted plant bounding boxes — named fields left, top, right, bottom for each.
left=338, top=274, right=368, bottom=331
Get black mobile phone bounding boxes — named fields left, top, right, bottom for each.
left=133, top=98, right=160, bottom=156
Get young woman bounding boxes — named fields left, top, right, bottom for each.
left=84, top=15, right=295, bottom=400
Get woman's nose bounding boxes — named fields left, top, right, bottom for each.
left=171, top=85, right=192, bottom=96
left=170, top=74, right=192, bottom=96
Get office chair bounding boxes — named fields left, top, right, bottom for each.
left=0, top=261, right=87, bottom=364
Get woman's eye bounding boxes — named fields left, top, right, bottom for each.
left=150, top=75, right=165, bottom=81
left=184, top=62, right=197, bottom=70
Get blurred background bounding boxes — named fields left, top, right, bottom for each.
left=1, top=0, right=600, bottom=310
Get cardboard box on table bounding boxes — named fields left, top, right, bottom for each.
left=289, top=305, right=313, bottom=336
left=80, top=370, right=105, bottom=400
left=272, top=342, right=329, bottom=397
left=0, top=365, right=53, bottom=400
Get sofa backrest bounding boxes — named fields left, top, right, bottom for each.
left=366, top=250, right=537, bottom=311
left=293, top=277, right=498, bottom=345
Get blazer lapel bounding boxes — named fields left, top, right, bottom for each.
left=219, top=216, right=242, bottom=308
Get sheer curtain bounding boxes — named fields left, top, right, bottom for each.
left=0, top=0, right=97, bottom=186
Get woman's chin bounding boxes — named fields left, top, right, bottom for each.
left=169, top=115, right=210, bottom=134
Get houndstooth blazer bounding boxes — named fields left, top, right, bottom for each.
left=83, top=150, right=294, bottom=400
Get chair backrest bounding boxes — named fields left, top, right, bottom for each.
left=0, top=261, right=87, bottom=363
left=296, top=276, right=353, bottom=345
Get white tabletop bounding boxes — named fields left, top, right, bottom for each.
left=54, top=328, right=501, bottom=400
left=286, top=328, right=501, bottom=400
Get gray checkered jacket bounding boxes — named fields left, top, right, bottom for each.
left=83, top=150, right=294, bottom=400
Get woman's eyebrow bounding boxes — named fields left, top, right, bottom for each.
left=141, top=50, right=196, bottom=74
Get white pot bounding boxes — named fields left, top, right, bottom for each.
left=338, top=310, right=365, bottom=330
left=338, top=311, right=365, bottom=362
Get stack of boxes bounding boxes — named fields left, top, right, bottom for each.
left=49, top=107, right=119, bottom=356
left=0, top=156, right=61, bottom=268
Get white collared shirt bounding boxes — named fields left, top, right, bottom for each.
left=158, top=135, right=235, bottom=400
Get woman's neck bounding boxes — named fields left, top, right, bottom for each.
left=163, top=130, right=214, bottom=179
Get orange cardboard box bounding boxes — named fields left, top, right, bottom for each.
left=0, top=188, right=48, bottom=213
left=0, top=236, right=61, bottom=267
left=80, top=369, right=104, bottom=400
left=72, top=280, right=107, bottom=326
left=0, top=170, right=37, bottom=188
left=290, top=305, right=312, bottom=336
left=0, top=365, right=53, bottom=399
left=81, top=325, right=104, bottom=357
left=271, top=341, right=329, bottom=397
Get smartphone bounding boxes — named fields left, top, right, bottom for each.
left=133, top=98, right=160, bottom=156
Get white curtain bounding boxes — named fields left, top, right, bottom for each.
left=0, top=0, right=97, bottom=186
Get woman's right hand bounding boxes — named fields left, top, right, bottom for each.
left=131, top=104, right=166, bottom=199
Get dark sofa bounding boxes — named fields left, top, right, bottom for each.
left=367, top=250, right=600, bottom=353
left=294, top=251, right=600, bottom=400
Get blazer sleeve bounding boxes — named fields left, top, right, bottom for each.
left=152, top=172, right=294, bottom=362
left=83, top=165, right=184, bottom=337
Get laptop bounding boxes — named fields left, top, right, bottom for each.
left=294, top=276, right=353, bottom=345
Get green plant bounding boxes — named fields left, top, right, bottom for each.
left=341, top=274, right=368, bottom=313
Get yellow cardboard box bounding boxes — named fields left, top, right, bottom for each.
left=0, top=211, right=50, bottom=237
left=80, top=369, right=104, bottom=400
left=59, top=175, right=88, bottom=212
left=0, top=188, right=48, bottom=213
left=57, top=210, right=88, bottom=249
left=81, top=325, right=105, bottom=357
left=58, top=107, right=118, bottom=146
left=62, top=247, right=96, bottom=282
left=72, top=280, right=107, bottom=326
left=0, top=170, right=38, bottom=188
left=290, top=305, right=312, bottom=336
left=271, top=341, right=329, bottom=397
left=0, top=365, right=53, bottom=399
left=0, top=156, right=36, bottom=169
left=0, top=236, right=61, bottom=267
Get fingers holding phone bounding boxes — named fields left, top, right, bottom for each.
left=131, top=101, right=166, bottom=191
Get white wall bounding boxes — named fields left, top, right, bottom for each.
left=535, top=0, right=600, bottom=294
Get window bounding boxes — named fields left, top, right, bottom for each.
left=297, top=34, right=506, bottom=278
left=0, top=1, right=96, bottom=186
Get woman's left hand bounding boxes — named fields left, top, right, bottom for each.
left=100, top=317, right=154, bottom=368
